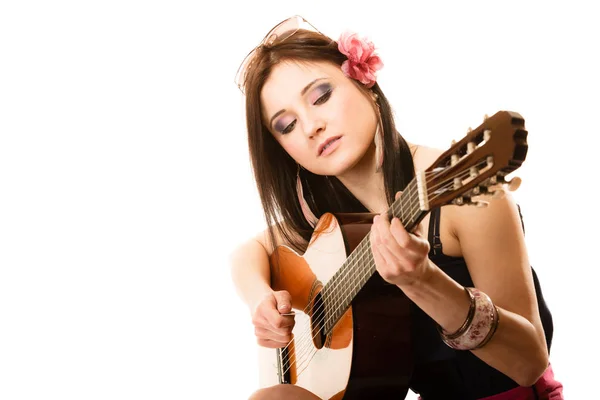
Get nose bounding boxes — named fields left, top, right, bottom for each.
left=302, top=116, right=326, bottom=139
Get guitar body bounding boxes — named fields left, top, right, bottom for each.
left=257, top=213, right=412, bottom=399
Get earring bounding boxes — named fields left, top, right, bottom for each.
left=374, top=111, right=384, bottom=173
left=296, top=166, right=319, bottom=227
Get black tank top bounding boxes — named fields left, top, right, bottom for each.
left=408, top=206, right=555, bottom=399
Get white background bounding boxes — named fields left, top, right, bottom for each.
left=1, top=1, right=597, bottom=399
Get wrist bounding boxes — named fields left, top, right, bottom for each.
left=397, top=263, right=473, bottom=334
left=248, top=286, right=275, bottom=314
left=396, top=259, right=436, bottom=294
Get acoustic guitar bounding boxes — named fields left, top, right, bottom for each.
left=256, top=110, right=529, bottom=399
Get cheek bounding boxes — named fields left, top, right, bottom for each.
left=279, top=139, right=306, bottom=162
left=337, top=89, right=373, bottom=132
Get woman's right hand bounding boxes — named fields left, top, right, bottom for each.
left=251, top=290, right=295, bottom=348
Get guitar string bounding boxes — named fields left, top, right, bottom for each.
left=279, top=161, right=493, bottom=377
left=279, top=163, right=490, bottom=377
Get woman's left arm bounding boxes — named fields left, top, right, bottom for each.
left=371, top=192, right=549, bottom=387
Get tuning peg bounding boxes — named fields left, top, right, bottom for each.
left=454, top=177, right=462, bottom=189
left=475, top=200, right=489, bottom=208
left=467, top=141, right=476, bottom=154
left=484, top=129, right=491, bottom=141
left=453, top=197, right=465, bottom=206
left=506, top=177, right=522, bottom=191
left=483, top=114, right=489, bottom=121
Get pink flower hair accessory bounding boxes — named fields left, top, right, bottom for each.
left=338, top=31, right=384, bottom=88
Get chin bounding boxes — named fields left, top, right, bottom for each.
left=319, top=156, right=361, bottom=177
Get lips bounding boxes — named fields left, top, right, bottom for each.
left=318, top=136, right=342, bottom=156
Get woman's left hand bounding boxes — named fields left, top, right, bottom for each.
left=370, top=194, right=433, bottom=288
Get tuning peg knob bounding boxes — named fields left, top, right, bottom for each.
left=453, top=197, right=465, bottom=206
left=467, top=142, right=476, bottom=154
left=476, top=201, right=489, bottom=208
left=484, top=129, right=491, bottom=141
left=507, top=177, right=522, bottom=191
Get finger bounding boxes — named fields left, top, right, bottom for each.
left=265, top=314, right=295, bottom=335
left=257, top=338, right=289, bottom=349
left=273, top=290, right=292, bottom=314
left=262, top=291, right=293, bottom=328
left=370, top=228, right=388, bottom=264
left=370, top=237, right=389, bottom=270
left=375, top=239, right=402, bottom=269
left=254, top=297, right=294, bottom=333
left=371, top=221, right=401, bottom=265
left=374, top=218, right=423, bottom=271
left=260, top=303, right=288, bottom=330
left=395, top=191, right=403, bottom=200
left=389, top=217, right=412, bottom=247
left=375, top=215, right=405, bottom=255
left=255, top=326, right=293, bottom=343
left=390, top=218, right=429, bottom=255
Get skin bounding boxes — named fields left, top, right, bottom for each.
left=231, top=59, right=550, bottom=399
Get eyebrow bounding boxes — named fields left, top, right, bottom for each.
left=269, top=78, right=327, bottom=129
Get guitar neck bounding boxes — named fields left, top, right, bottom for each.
left=320, top=172, right=430, bottom=333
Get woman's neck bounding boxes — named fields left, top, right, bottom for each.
left=336, top=145, right=388, bottom=213
left=336, top=142, right=419, bottom=214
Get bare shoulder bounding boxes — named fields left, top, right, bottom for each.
left=410, top=143, right=446, bottom=171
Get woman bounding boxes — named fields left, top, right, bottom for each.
left=230, top=15, right=563, bottom=400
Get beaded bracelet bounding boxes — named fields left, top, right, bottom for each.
left=438, top=287, right=500, bottom=351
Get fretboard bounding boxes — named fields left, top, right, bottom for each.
left=321, top=176, right=429, bottom=334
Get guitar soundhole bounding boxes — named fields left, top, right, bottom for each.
left=309, top=292, right=327, bottom=349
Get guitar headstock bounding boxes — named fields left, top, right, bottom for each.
left=424, top=110, right=528, bottom=209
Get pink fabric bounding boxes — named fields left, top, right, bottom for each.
left=416, top=364, right=563, bottom=400
left=479, top=364, right=563, bottom=400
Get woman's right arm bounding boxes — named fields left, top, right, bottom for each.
left=230, top=231, right=296, bottom=348
left=229, top=233, right=274, bottom=312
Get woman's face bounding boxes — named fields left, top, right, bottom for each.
left=260, top=60, right=378, bottom=177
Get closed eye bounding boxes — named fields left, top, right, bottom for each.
left=313, top=88, right=332, bottom=105
left=281, top=120, right=296, bottom=135
left=279, top=85, right=333, bottom=135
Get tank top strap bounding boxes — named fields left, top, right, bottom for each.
left=428, top=204, right=525, bottom=257
left=428, top=207, right=443, bottom=257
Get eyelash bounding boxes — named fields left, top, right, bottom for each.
left=280, top=88, right=333, bottom=135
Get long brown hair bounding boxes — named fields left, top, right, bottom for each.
left=240, top=29, right=415, bottom=253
